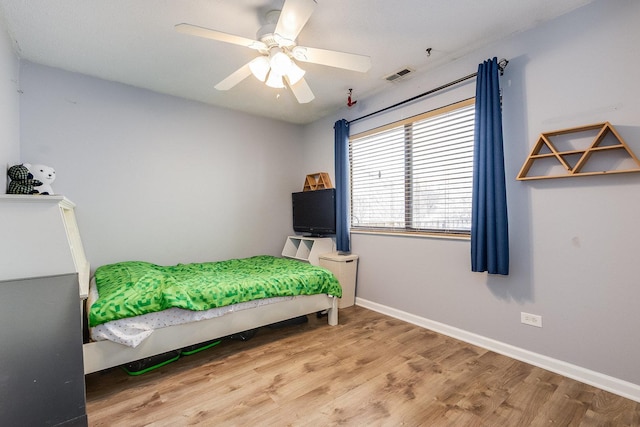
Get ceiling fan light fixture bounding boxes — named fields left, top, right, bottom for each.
left=265, top=70, right=285, bottom=88
left=249, top=56, right=270, bottom=82
left=286, top=61, right=306, bottom=85
left=270, top=47, right=293, bottom=75
left=177, top=0, right=369, bottom=105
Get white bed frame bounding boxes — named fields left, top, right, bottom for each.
left=83, top=294, right=338, bottom=374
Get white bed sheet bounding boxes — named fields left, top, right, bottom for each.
left=88, top=278, right=295, bottom=347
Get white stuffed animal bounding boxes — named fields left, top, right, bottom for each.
left=24, top=163, right=56, bottom=195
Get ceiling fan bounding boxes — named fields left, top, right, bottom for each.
left=175, top=0, right=371, bottom=104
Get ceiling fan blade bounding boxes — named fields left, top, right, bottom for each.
left=286, top=76, right=315, bottom=103
left=215, top=62, right=253, bottom=91
left=292, top=46, right=371, bottom=73
left=175, top=23, right=267, bottom=51
left=275, top=0, right=317, bottom=43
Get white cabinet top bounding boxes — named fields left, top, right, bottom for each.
left=0, top=194, right=74, bottom=206
left=318, top=252, right=359, bottom=262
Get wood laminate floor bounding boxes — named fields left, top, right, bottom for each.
left=85, top=306, right=640, bottom=426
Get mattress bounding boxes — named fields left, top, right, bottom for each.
left=88, top=278, right=297, bottom=347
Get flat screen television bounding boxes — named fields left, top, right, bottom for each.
left=292, top=188, right=336, bottom=236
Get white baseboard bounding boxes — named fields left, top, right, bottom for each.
left=356, top=297, right=640, bottom=403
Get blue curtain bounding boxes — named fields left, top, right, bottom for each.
left=334, top=119, right=350, bottom=253
left=471, top=57, right=509, bottom=275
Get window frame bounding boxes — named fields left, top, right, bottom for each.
left=349, top=98, right=475, bottom=239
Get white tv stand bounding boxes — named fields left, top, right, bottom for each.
left=281, top=235, right=334, bottom=266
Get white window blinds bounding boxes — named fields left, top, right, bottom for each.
left=350, top=99, right=475, bottom=235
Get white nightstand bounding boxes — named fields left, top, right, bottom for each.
left=318, top=252, right=359, bottom=308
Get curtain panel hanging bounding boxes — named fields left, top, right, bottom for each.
left=334, top=119, right=351, bottom=253
left=471, top=57, right=509, bottom=275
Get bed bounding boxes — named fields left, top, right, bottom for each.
left=83, top=255, right=341, bottom=374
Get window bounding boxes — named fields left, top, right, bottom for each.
left=349, top=98, right=474, bottom=236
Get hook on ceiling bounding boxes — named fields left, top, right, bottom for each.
left=347, top=88, right=357, bottom=107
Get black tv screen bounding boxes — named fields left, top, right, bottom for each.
left=292, top=188, right=336, bottom=235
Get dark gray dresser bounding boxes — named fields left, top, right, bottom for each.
left=0, top=274, right=87, bottom=426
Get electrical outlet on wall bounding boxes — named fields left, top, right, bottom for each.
left=521, top=312, right=543, bottom=328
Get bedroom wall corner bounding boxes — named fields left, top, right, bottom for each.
left=300, top=115, right=338, bottom=187
left=0, top=11, right=20, bottom=191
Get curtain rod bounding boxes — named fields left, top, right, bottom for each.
left=349, top=58, right=509, bottom=125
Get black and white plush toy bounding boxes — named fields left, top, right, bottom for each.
left=25, top=163, right=56, bottom=195
left=7, top=163, right=56, bottom=195
left=7, top=164, right=40, bottom=194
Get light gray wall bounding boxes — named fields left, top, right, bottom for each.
left=0, top=13, right=20, bottom=190
left=19, top=62, right=306, bottom=269
left=304, top=0, right=640, bottom=386
left=300, top=117, right=336, bottom=176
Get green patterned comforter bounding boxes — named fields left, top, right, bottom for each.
left=89, top=255, right=342, bottom=327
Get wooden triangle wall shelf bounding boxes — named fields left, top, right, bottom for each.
left=517, top=122, right=640, bottom=180
left=303, top=172, right=333, bottom=191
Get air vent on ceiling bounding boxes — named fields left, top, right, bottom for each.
left=384, top=67, right=415, bottom=82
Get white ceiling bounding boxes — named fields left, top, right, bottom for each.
left=0, top=0, right=596, bottom=124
